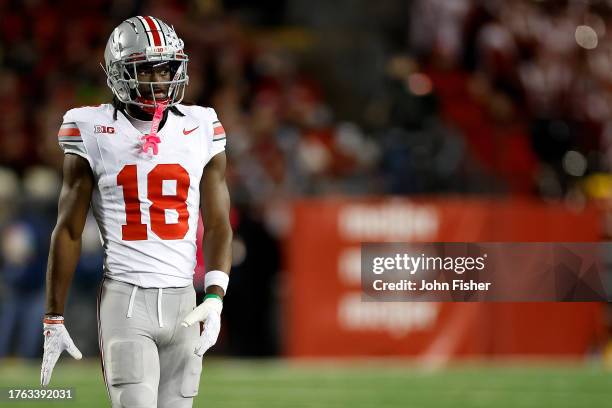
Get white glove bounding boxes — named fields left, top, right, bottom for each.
left=40, top=317, right=82, bottom=387
left=181, top=296, right=223, bottom=357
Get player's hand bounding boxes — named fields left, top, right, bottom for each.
left=181, top=296, right=223, bottom=357
left=40, top=317, right=82, bottom=387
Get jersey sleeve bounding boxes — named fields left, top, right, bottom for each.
left=57, top=111, right=91, bottom=164
left=208, top=108, right=226, bottom=157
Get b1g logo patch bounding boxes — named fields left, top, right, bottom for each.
left=95, top=125, right=115, bottom=134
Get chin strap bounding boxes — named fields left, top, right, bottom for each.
left=141, top=102, right=167, bottom=155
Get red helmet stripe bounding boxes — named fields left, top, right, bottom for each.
left=151, top=17, right=167, bottom=46
left=143, top=16, right=162, bottom=46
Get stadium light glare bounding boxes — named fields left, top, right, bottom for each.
left=575, top=25, right=598, bottom=50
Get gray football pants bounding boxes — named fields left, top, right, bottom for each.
left=97, top=278, right=202, bottom=408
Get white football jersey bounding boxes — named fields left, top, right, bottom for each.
left=57, top=103, right=226, bottom=288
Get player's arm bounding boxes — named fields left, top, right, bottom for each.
left=45, top=153, right=94, bottom=315
left=181, top=151, right=232, bottom=356
left=41, top=153, right=93, bottom=386
left=199, top=151, right=232, bottom=298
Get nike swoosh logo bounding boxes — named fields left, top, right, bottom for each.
left=183, top=126, right=199, bottom=135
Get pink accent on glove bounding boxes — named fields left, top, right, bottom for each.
left=141, top=102, right=167, bottom=155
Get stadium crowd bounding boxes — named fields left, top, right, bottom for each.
left=1, top=0, right=612, bottom=357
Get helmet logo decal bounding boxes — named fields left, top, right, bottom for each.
left=111, top=29, right=122, bottom=59
left=125, top=19, right=139, bottom=34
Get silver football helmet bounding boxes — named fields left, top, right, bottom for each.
left=103, top=16, right=189, bottom=111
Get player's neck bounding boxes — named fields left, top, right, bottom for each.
left=126, top=105, right=153, bottom=121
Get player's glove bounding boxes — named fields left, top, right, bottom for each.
left=40, top=316, right=82, bottom=387
left=181, top=295, right=223, bottom=357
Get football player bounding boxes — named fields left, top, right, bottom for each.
left=40, top=16, right=232, bottom=408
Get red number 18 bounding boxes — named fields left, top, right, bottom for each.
left=117, top=164, right=190, bottom=241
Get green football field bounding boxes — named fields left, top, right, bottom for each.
left=0, top=358, right=610, bottom=408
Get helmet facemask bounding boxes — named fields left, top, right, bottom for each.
left=107, top=52, right=188, bottom=113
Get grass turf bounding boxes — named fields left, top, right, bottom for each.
left=0, top=358, right=610, bottom=408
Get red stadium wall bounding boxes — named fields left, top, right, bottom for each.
left=285, top=198, right=605, bottom=358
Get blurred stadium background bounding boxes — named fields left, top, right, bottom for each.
left=2, top=0, right=612, bottom=406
